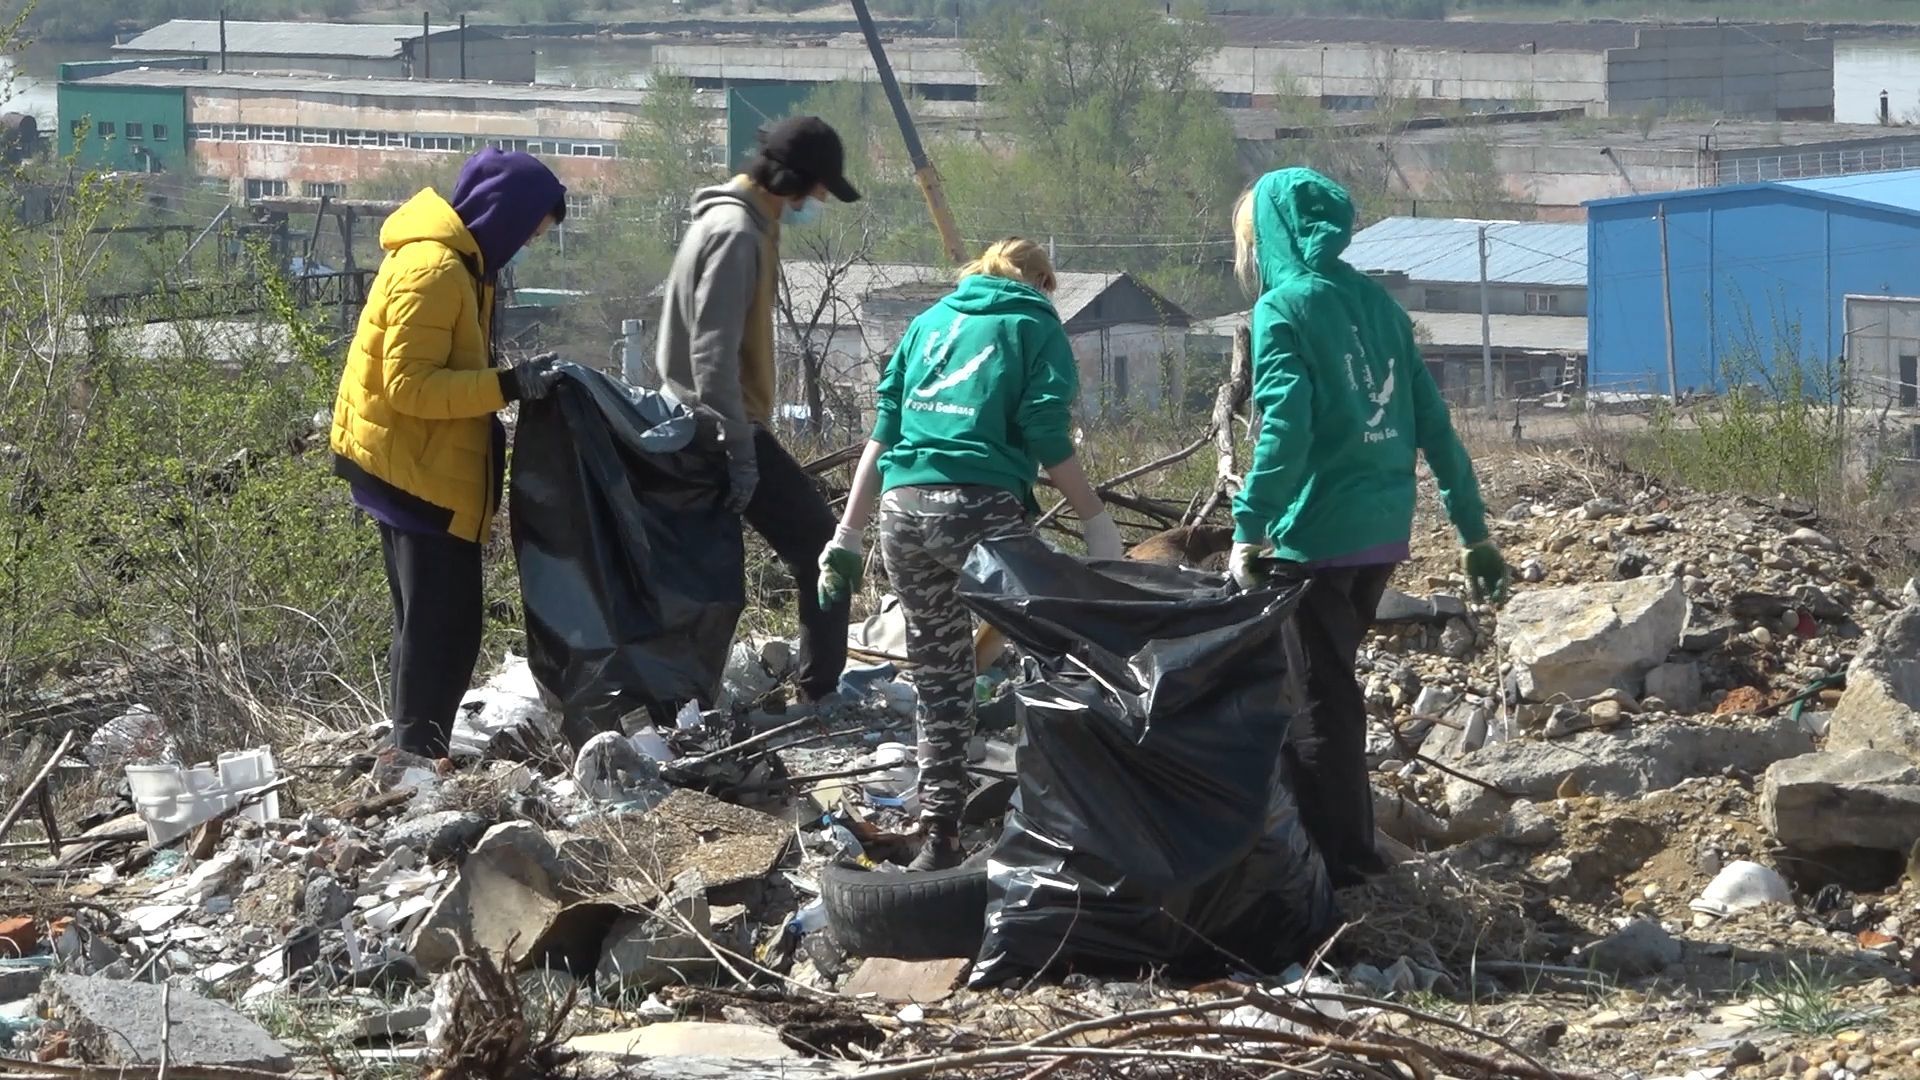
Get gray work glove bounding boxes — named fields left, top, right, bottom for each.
left=723, top=443, right=758, bottom=515
left=503, top=353, right=562, bottom=403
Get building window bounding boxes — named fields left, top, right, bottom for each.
left=98, top=122, right=115, bottom=138
left=126, top=122, right=144, bottom=140
left=304, top=181, right=346, bottom=199
left=244, top=178, right=289, bottom=201
left=255, top=127, right=289, bottom=143
left=564, top=193, right=595, bottom=219
left=69, top=120, right=83, bottom=138
left=1525, top=291, right=1561, bottom=315
left=152, top=124, right=169, bottom=141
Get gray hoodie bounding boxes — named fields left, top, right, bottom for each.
left=654, top=180, right=778, bottom=464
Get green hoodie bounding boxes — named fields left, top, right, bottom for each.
left=872, top=274, right=1078, bottom=509
left=1232, top=168, right=1489, bottom=562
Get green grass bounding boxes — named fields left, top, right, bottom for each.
left=1746, top=962, right=1870, bottom=1038
left=1460, top=0, right=1920, bottom=21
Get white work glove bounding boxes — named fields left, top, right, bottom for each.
left=1082, top=511, right=1124, bottom=560
left=816, top=524, right=864, bottom=609
left=1231, top=540, right=1274, bottom=592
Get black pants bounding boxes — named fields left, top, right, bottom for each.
left=1287, top=564, right=1396, bottom=887
left=742, top=427, right=850, bottom=700
left=381, top=524, right=484, bottom=758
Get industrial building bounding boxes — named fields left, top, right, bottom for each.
left=1345, top=217, right=1588, bottom=316
left=1380, top=117, right=1920, bottom=221
left=58, top=66, right=713, bottom=200
left=1587, top=168, right=1920, bottom=405
left=653, top=16, right=1833, bottom=121
left=113, top=19, right=534, bottom=83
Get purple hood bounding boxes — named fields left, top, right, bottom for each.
left=450, top=148, right=567, bottom=279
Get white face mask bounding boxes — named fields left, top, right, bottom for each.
left=782, top=196, right=826, bottom=227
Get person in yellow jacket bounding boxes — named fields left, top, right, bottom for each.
left=331, top=148, right=568, bottom=758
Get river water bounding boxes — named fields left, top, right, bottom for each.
left=4, top=36, right=1915, bottom=128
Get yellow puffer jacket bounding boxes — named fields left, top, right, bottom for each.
left=331, top=189, right=508, bottom=543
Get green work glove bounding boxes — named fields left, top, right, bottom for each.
left=816, top=524, right=864, bottom=609
left=1463, top=540, right=1511, bottom=604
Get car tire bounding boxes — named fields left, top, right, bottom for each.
left=818, top=854, right=991, bottom=961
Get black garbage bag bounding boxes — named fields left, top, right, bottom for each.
left=509, top=364, right=745, bottom=749
left=957, top=533, right=1337, bottom=987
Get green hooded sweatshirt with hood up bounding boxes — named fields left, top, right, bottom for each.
left=871, top=274, right=1078, bottom=510
left=1232, top=168, right=1489, bottom=563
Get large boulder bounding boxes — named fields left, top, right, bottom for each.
left=42, top=974, right=294, bottom=1072
left=1498, top=578, right=1689, bottom=702
left=1445, top=717, right=1813, bottom=838
left=1761, top=748, right=1920, bottom=853
left=1826, top=607, right=1920, bottom=759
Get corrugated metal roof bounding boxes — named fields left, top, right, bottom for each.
left=1345, top=217, right=1587, bottom=288
left=782, top=261, right=1184, bottom=329
left=1209, top=15, right=1639, bottom=52
left=1414, top=312, right=1587, bottom=353
left=115, top=20, right=470, bottom=60
left=1782, top=169, right=1920, bottom=215
left=76, top=68, right=658, bottom=107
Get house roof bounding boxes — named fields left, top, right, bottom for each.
left=115, top=20, right=478, bottom=60
left=1345, top=217, right=1587, bottom=289
left=779, top=261, right=1190, bottom=331
left=72, top=68, right=657, bottom=108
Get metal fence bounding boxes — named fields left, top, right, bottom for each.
left=93, top=270, right=374, bottom=325
left=1709, top=143, right=1920, bottom=187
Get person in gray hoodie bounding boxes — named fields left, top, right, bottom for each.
left=654, top=115, right=862, bottom=704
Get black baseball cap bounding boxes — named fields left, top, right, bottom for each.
left=757, top=115, right=862, bottom=204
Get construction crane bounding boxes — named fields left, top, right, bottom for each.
left=848, top=0, right=967, bottom=266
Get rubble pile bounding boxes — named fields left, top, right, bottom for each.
left=0, top=450, right=1916, bottom=1079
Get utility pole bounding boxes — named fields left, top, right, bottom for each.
left=422, top=11, right=431, bottom=80
left=218, top=10, right=227, bottom=73
left=1479, top=223, right=1494, bottom=416
left=1657, top=203, right=1679, bottom=402
left=459, top=15, right=467, bottom=80
left=850, top=0, right=966, bottom=265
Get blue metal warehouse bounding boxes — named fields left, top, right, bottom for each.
left=1586, top=169, right=1920, bottom=400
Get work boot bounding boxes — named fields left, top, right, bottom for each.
left=909, top=817, right=962, bottom=872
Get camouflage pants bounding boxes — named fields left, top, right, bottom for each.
left=879, top=485, right=1029, bottom=825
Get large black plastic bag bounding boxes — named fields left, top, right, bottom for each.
left=957, top=533, right=1337, bottom=986
left=509, top=364, right=745, bottom=749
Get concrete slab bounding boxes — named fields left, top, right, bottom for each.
left=41, top=973, right=295, bottom=1072
left=841, top=956, right=969, bottom=1004
left=567, top=1021, right=798, bottom=1062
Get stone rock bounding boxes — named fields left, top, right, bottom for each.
left=1580, top=919, right=1682, bottom=978
left=41, top=973, right=294, bottom=1072
left=1501, top=799, right=1561, bottom=847
left=303, top=875, right=353, bottom=925
left=1445, top=717, right=1813, bottom=838
left=596, top=874, right=717, bottom=994
left=1499, top=578, right=1689, bottom=702
left=1644, top=662, right=1704, bottom=714
left=1761, top=749, right=1920, bottom=853
left=1827, top=608, right=1920, bottom=759
left=385, top=811, right=488, bottom=862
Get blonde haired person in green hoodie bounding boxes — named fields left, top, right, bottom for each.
left=817, top=238, right=1123, bottom=871
left=1229, top=168, right=1510, bottom=886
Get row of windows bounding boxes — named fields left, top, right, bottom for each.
left=237, top=178, right=592, bottom=216
left=189, top=124, right=619, bottom=158
left=71, top=121, right=170, bottom=142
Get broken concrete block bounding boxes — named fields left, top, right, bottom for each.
left=1761, top=749, right=1920, bottom=853
left=1642, top=661, right=1703, bottom=714
left=41, top=973, right=294, bottom=1072
left=840, top=956, right=969, bottom=1003
left=1498, top=578, right=1689, bottom=702
left=1444, top=717, right=1813, bottom=839
left=596, top=874, right=716, bottom=995
left=1826, top=607, right=1920, bottom=760
left=303, top=875, right=353, bottom=925
left=384, top=811, right=488, bottom=862
left=410, top=821, right=605, bottom=972
left=331, top=1006, right=432, bottom=1043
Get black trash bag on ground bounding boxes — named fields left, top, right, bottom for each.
left=509, top=364, right=745, bottom=750
left=956, top=533, right=1337, bottom=987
